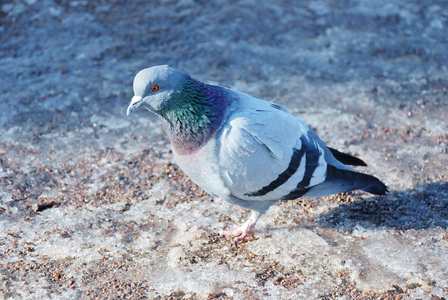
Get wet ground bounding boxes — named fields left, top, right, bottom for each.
left=1, top=0, right=448, bottom=299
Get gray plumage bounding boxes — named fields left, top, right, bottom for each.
left=127, top=65, right=388, bottom=243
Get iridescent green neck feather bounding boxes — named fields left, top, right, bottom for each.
left=159, top=75, right=230, bottom=155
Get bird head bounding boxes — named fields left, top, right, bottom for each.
left=126, top=65, right=231, bottom=154
left=126, top=65, right=185, bottom=116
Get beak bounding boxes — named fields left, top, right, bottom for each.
left=127, top=96, right=143, bottom=116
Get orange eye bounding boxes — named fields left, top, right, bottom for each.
left=151, top=85, right=159, bottom=92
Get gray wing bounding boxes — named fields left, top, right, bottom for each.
left=216, top=95, right=328, bottom=201
left=216, top=92, right=387, bottom=202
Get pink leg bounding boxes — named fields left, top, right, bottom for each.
left=220, top=211, right=260, bottom=244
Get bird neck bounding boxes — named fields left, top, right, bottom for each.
left=161, top=77, right=230, bottom=155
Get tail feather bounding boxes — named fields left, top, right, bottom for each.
left=303, top=165, right=388, bottom=198
left=326, top=165, right=388, bottom=195
left=361, top=178, right=389, bottom=195
left=328, top=147, right=367, bottom=167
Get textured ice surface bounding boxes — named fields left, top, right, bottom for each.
left=1, top=0, right=448, bottom=299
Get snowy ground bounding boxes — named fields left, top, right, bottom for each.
left=1, top=0, right=448, bottom=299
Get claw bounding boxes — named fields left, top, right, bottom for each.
left=220, top=217, right=256, bottom=244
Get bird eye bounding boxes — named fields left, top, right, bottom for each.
left=151, top=85, right=159, bottom=92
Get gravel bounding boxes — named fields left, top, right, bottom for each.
left=1, top=0, right=447, bottom=299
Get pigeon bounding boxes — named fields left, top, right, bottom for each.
left=127, top=65, right=388, bottom=243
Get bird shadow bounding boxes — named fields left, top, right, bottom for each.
left=317, top=182, right=448, bottom=231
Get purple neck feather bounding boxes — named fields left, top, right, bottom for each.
left=161, top=77, right=231, bottom=155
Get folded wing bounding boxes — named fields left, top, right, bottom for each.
left=216, top=92, right=387, bottom=202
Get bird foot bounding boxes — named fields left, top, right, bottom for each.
left=220, top=218, right=256, bottom=244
